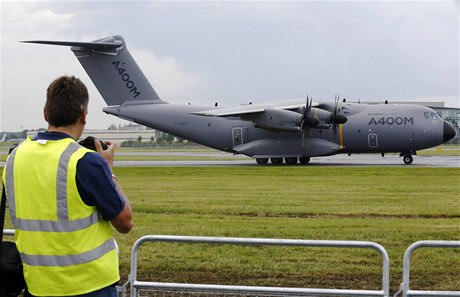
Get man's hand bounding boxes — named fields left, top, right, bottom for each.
left=95, top=139, right=116, bottom=170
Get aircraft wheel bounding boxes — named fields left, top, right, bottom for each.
left=256, top=158, right=269, bottom=165
left=403, top=155, right=413, bottom=165
left=285, top=157, right=298, bottom=165
left=299, top=157, right=310, bottom=164
left=270, top=158, right=283, bottom=165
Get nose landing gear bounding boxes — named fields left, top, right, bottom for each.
left=400, top=151, right=416, bottom=165
left=402, top=155, right=413, bottom=165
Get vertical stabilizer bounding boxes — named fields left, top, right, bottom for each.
left=24, top=35, right=164, bottom=106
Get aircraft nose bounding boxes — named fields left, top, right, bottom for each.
left=443, top=120, right=456, bottom=142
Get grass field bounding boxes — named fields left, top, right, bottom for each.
left=2, top=166, right=459, bottom=295
left=115, top=166, right=459, bottom=294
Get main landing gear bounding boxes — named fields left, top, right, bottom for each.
left=255, top=157, right=311, bottom=165
left=255, top=158, right=269, bottom=165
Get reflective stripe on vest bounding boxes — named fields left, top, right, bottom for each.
left=19, top=238, right=115, bottom=266
left=5, top=142, right=100, bottom=232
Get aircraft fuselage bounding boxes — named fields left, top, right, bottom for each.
left=103, top=101, right=452, bottom=161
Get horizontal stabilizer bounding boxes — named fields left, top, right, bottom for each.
left=22, top=40, right=123, bottom=50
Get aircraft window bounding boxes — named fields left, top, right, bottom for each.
left=424, top=112, right=438, bottom=120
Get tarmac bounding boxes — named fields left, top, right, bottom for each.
left=113, top=153, right=460, bottom=168
left=1, top=152, right=458, bottom=168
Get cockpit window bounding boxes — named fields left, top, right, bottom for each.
left=424, top=111, right=438, bottom=120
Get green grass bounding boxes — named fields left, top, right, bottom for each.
left=419, top=145, right=460, bottom=156
left=115, top=167, right=460, bottom=293
left=2, top=166, right=460, bottom=294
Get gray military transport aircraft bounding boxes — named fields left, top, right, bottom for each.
left=24, top=35, right=456, bottom=165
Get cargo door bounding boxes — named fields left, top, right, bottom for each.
left=368, top=133, right=378, bottom=148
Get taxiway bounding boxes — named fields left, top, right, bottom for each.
left=113, top=154, right=460, bottom=167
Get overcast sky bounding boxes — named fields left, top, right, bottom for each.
left=1, top=0, right=459, bottom=131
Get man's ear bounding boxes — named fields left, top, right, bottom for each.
left=79, top=109, right=87, bottom=125
left=44, top=107, right=48, bottom=122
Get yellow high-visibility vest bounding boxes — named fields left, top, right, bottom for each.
left=3, top=137, right=119, bottom=296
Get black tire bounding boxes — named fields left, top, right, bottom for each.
left=255, top=158, right=269, bottom=165
left=403, top=155, right=413, bottom=165
left=285, top=157, right=298, bottom=165
left=270, top=158, right=283, bottom=164
left=299, top=157, right=310, bottom=164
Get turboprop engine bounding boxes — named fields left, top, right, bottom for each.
left=249, top=109, right=303, bottom=132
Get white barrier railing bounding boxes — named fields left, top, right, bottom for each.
left=4, top=230, right=458, bottom=297
left=130, top=235, right=390, bottom=297
left=394, top=240, right=460, bottom=297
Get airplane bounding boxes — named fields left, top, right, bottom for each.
left=23, top=35, right=456, bottom=165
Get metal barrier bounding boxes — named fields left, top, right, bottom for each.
left=4, top=230, right=459, bottom=296
left=394, top=240, right=460, bottom=297
left=130, top=235, right=390, bottom=297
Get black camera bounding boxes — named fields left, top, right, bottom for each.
left=78, top=136, right=108, bottom=151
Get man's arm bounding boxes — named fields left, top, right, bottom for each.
left=110, top=175, right=133, bottom=234
left=95, top=140, right=133, bottom=233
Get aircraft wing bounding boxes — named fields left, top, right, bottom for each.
left=192, top=100, right=314, bottom=132
left=192, top=99, right=308, bottom=117
left=192, top=106, right=265, bottom=117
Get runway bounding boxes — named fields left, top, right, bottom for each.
left=113, top=154, right=460, bottom=167
left=1, top=152, right=458, bottom=168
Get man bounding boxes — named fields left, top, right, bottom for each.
left=2, top=75, right=133, bottom=296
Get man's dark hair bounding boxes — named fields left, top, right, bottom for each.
left=45, top=76, right=89, bottom=127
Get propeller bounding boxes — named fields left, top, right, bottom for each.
left=332, top=94, right=347, bottom=142
left=300, top=96, right=319, bottom=147
left=332, top=94, right=347, bottom=125
left=299, top=94, right=347, bottom=147
left=300, top=96, right=319, bottom=131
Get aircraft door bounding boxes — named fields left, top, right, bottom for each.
left=232, top=127, right=243, bottom=147
left=368, top=133, right=378, bottom=148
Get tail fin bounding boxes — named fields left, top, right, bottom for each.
left=23, top=35, right=164, bottom=106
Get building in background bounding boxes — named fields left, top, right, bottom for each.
left=81, top=124, right=157, bottom=146
left=25, top=124, right=157, bottom=146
